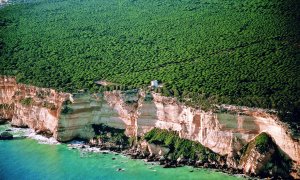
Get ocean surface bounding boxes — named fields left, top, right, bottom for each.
left=0, top=124, right=244, bottom=180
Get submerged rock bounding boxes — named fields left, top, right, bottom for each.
left=0, top=131, right=13, bottom=140
left=116, top=168, right=125, bottom=172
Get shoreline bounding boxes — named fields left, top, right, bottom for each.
left=66, top=139, right=249, bottom=179
left=0, top=123, right=249, bottom=179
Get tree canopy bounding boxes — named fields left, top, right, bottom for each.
left=0, top=0, right=299, bottom=122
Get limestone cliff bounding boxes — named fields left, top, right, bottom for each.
left=56, top=93, right=127, bottom=142
left=103, top=90, right=147, bottom=137
left=0, top=76, right=16, bottom=120
left=103, top=90, right=300, bottom=177
left=152, top=94, right=300, bottom=165
left=1, top=76, right=299, bottom=177
left=0, top=76, right=70, bottom=136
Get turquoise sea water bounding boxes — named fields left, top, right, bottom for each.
left=0, top=126, right=244, bottom=180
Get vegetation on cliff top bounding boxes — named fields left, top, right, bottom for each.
left=144, top=128, right=219, bottom=161
left=0, top=0, right=299, bottom=122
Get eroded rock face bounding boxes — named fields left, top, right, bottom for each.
left=0, top=76, right=70, bottom=136
left=104, top=90, right=145, bottom=137
left=103, top=91, right=300, bottom=170
left=1, top=77, right=299, bottom=177
left=0, top=76, right=17, bottom=120
left=56, top=93, right=134, bottom=142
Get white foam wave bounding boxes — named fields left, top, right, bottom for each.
left=27, top=132, right=60, bottom=145
left=67, top=141, right=114, bottom=154
left=0, top=125, right=60, bottom=145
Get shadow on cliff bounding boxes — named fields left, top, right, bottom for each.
left=266, top=134, right=293, bottom=179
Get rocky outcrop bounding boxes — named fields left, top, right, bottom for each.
left=87, top=124, right=130, bottom=151
left=238, top=132, right=291, bottom=178
left=0, top=76, right=70, bottom=136
left=0, top=131, right=13, bottom=140
left=146, top=142, right=170, bottom=157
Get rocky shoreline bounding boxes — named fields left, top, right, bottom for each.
left=126, top=149, right=247, bottom=178
left=66, top=139, right=249, bottom=179
left=81, top=131, right=275, bottom=179
left=0, top=123, right=294, bottom=179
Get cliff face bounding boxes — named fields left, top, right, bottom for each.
left=0, top=76, right=17, bottom=120
left=104, top=90, right=149, bottom=137
left=0, top=76, right=70, bottom=135
left=56, top=93, right=127, bottom=142
left=151, top=94, right=300, bottom=164
left=103, top=91, right=300, bottom=170
left=1, top=77, right=299, bottom=177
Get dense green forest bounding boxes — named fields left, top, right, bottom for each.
left=0, top=0, right=299, bottom=122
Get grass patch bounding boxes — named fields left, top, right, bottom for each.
left=254, top=132, right=273, bottom=153
left=19, top=97, right=34, bottom=106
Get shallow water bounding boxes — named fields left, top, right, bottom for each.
left=0, top=125, right=244, bottom=180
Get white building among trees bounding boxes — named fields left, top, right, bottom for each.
left=150, top=80, right=158, bottom=88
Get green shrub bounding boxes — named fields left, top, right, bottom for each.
left=19, top=97, right=34, bottom=106
left=61, top=106, right=73, bottom=114
left=144, top=128, right=219, bottom=161
left=254, top=132, right=273, bottom=153
left=0, top=104, right=13, bottom=110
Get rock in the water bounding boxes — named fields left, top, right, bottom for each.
left=0, top=131, right=13, bottom=140
left=116, top=168, right=125, bottom=172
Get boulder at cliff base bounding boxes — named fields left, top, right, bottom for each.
left=0, top=131, right=13, bottom=140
